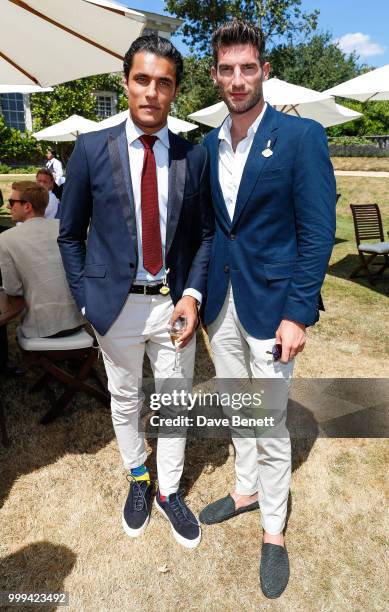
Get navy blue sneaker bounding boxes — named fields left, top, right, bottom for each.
left=122, top=475, right=153, bottom=538
left=155, top=489, right=201, bottom=549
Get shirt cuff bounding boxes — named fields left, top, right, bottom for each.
left=182, top=288, right=202, bottom=305
left=81, top=306, right=86, bottom=315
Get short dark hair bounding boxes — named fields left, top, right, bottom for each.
left=212, top=20, right=266, bottom=66
left=12, top=181, right=48, bottom=215
left=36, top=168, right=54, bottom=182
left=123, top=34, right=184, bottom=86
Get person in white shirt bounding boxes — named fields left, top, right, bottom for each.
left=45, top=149, right=64, bottom=185
left=36, top=168, right=59, bottom=219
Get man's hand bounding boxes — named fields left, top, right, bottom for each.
left=275, top=319, right=306, bottom=363
left=170, top=296, right=198, bottom=349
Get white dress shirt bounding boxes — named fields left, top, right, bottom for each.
left=125, top=115, right=201, bottom=303
left=46, top=158, right=64, bottom=185
left=218, top=103, right=268, bottom=220
left=44, top=191, right=59, bottom=219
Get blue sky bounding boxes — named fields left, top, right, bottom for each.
left=125, top=0, right=388, bottom=67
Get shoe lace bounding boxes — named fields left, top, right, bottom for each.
left=126, top=474, right=149, bottom=512
left=168, top=490, right=198, bottom=526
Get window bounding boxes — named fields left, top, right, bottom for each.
left=94, top=91, right=117, bottom=119
left=0, top=93, right=26, bottom=131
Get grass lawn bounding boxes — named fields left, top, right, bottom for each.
left=331, top=157, right=389, bottom=172
left=0, top=171, right=388, bottom=610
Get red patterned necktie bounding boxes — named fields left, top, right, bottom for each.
left=139, top=134, right=163, bottom=276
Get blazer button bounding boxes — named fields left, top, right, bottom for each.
left=224, top=265, right=229, bottom=273
left=230, top=234, right=236, bottom=240
left=129, top=263, right=135, bottom=268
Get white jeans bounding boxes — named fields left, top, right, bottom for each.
left=94, top=293, right=196, bottom=496
left=208, top=286, right=294, bottom=535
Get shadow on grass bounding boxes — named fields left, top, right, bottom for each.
left=0, top=366, right=114, bottom=508
left=334, top=237, right=348, bottom=245
left=0, top=541, right=76, bottom=612
left=328, top=254, right=389, bottom=295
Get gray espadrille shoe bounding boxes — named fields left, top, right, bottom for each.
left=260, top=542, right=290, bottom=598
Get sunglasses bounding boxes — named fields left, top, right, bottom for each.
left=8, top=198, right=27, bottom=207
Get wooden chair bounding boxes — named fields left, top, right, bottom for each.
left=349, top=204, right=389, bottom=285
left=17, top=327, right=110, bottom=424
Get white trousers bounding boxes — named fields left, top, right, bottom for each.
left=94, top=293, right=195, bottom=496
left=208, top=286, right=294, bottom=535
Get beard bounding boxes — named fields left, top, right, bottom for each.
left=219, top=81, right=263, bottom=114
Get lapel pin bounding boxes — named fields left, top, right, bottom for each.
left=261, top=139, right=273, bottom=158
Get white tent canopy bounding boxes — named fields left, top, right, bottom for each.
left=91, top=110, right=198, bottom=134
left=188, top=78, right=362, bottom=128
left=33, top=114, right=99, bottom=141
left=1, top=0, right=145, bottom=87
left=324, top=64, right=389, bottom=102
left=0, top=84, right=52, bottom=94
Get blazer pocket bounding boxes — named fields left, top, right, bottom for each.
left=84, top=264, right=106, bottom=278
left=263, top=263, right=295, bottom=280
left=260, top=168, right=286, bottom=180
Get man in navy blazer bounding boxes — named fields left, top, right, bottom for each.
left=58, top=36, right=214, bottom=549
left=198, top=21, right=336, bottom=597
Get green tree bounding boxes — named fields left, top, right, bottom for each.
left=268, top=32, right=362, bottom=91
left=165, top=0, right=319, bottom=54
left=31, top=73, right=127, bottom=131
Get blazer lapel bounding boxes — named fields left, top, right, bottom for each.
left=107, top=121, right=138, bottom=255
left=231, top=105, right=279, bottom=229
left=207, top=128, right=231, bottom=229
left=165, top=131, right=186, bottom=258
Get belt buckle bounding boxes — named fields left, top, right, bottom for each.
left=143, top=285, right=147, bottom=296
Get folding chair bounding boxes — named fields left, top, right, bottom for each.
left=349, top=204, right=389, bottom=285
left=17, top=327, right=110, bottom=424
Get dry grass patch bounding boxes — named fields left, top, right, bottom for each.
left=0, top=176, right=388, bottom=610
left=331, top=157, right=389, bottom=172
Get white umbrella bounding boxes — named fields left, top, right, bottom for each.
left=33, top=114, right=99, bottom=141
left=0, top=84, right=53, bottom=93
left=188, top=78, right=362, bottom=128
left=1, top=0, right=145, bottom=87
left=324, top=64, right=389, bottom=102
left=90, top=110, right=198, bottom=134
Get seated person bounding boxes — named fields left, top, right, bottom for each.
left=36, top=168, right=60, bottom=219
left=0, top=181, right=84, bottom=338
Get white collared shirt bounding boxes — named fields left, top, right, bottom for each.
left=126, top=116, right=169, bottom=283
left=125, top=115, right=201, bottom=303
left=44, top=190, right=59, bottom=219
left=218, top=103, right=268, bottom=220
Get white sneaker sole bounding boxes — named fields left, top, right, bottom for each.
left=122, top=512, right=149, bottom=538
left=154, top=498, right=201, bottom=549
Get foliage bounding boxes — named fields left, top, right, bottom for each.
left=329, top=144, right=389, bottom=157
left=165, top=0, right=319, bottom=54
left=31, top=73, right=127, bottom=131
left=0, top=116, right=43, bottom=164
left=0, top=163, right=11, bottom=174
left=327, top=136, right=373, bottom=146
left=268, top=32, right=362, bottom=91
left=174, top=56, right=218, bottom=140
left=328, top=100, right=389, bottom=138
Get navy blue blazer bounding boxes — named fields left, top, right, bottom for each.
left=58, top=121, right=214, bottom=336
left=203, top=105, right=336, bottom=339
